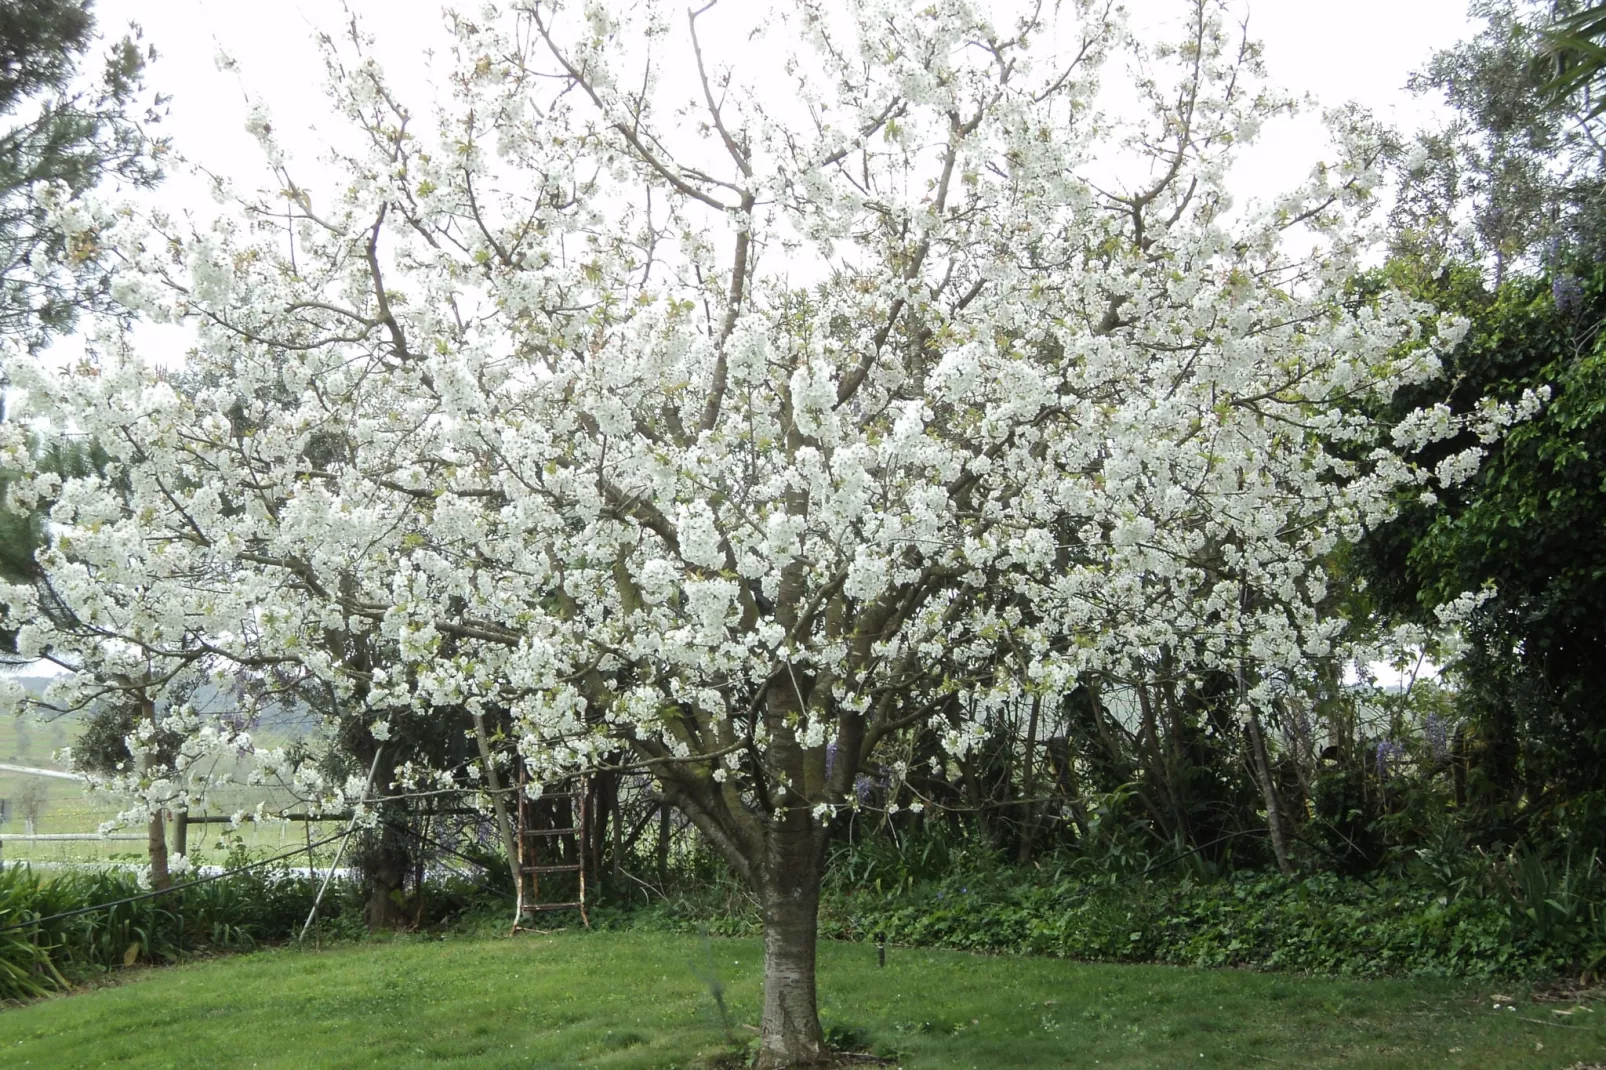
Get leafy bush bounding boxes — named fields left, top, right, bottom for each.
left=0, top=867, right=68, bottom=1001
left=0, top=852, right=506, bottom=1003
left=837, top=853, right=1606, bottom=979
left=612, top=833, right=1606, bottom=982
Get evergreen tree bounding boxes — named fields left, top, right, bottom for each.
left=0, top=1, right=161, bottom=625
left=0, top=0, right=162, bottom=351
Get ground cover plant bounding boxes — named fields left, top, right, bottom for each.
left=8, top=831, right=1602, bottom=1007
left=3, top=929, right=1603, bottom=1069
left=598, top=831, right=1606, bottom=983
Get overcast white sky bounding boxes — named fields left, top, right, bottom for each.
left=92, top=0, right=1478, bottom=207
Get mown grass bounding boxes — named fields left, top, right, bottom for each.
left=1, top=930, right=1602, bottom=1068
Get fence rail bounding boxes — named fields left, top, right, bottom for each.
left=0, top=834, right=145, bottom=841
left=0, top=762, right=82, bottom=781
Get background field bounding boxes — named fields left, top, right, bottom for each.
left=0, top=682, right=343, bottom=868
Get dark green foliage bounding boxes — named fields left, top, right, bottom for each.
left=0, top=851, right=502, bottom=1003
left=1357, top=258, right=1606, bottom=817
left=610, top=832, right=1606, bottom=983
left=1309, top=763, right=1386, bottom=874
left=1346, top=0, right=1606, bottom=881
left=820, top=868, right=1596, bottom=981
left=70, top=685, right=188, bottom=775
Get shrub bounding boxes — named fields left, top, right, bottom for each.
left=0, top=851, right=506, bottom=1003
left=613, top=834, right=1606, bottom=982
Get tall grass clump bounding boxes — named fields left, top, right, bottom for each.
left=0, top=851, right=506, bottom=1003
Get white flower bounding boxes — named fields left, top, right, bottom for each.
left=1434, top=588, right=1496, bottom=625
left=638, top=558, right=680, bottom=602
left=675, top=502, right=726, bottom=570
left=844, top=549, right=889, bottom=601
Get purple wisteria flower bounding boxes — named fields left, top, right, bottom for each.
left=1553, top=273, right=1584, bottom=313
left=1375, top=739, right=1406, bottom=779
left=1424, top=714, right=1451, bottom=762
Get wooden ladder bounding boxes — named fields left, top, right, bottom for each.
left=512, top=764, right=590, bottom=932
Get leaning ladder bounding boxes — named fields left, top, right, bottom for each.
left=512, top=764, right=590, bottom=931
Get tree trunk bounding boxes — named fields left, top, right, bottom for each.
left=1017, top=696, right=1040, bottom=864
left=958, top=753, right=988, bottom=837
left=756, top=843, right=828, bottom=1068
left=147, top=808, right=171, bottom=891
left=609, top=774, right=622, bottom=885
left=412, top=818, right=429, bottom=928
left=365, top=819, right=411, bottom=931
left=586, top=774, right=608, bottom=882
left=1136, top=681, right=1186, bottom=839
left=138, top=692, right=170, bottom=891
left=1246, top=711, right=1294, bottom=876
left=470, top=710, right=520, bottom=893
left=656, top=803, right=671, bottom=887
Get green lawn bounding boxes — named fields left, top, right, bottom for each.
left=0, top=930, right=1601, bottom=1068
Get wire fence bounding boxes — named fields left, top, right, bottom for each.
left=0, top=829, right=355, bottom=934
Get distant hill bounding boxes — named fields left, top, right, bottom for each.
left=1, top=670, right=317, bottom=740
left=3, top=674, right=58, bottom=697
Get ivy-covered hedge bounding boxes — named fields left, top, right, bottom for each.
left=820, top=872, right=1561, bottom=978
left=608, top=865, right=1606, bottom=981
